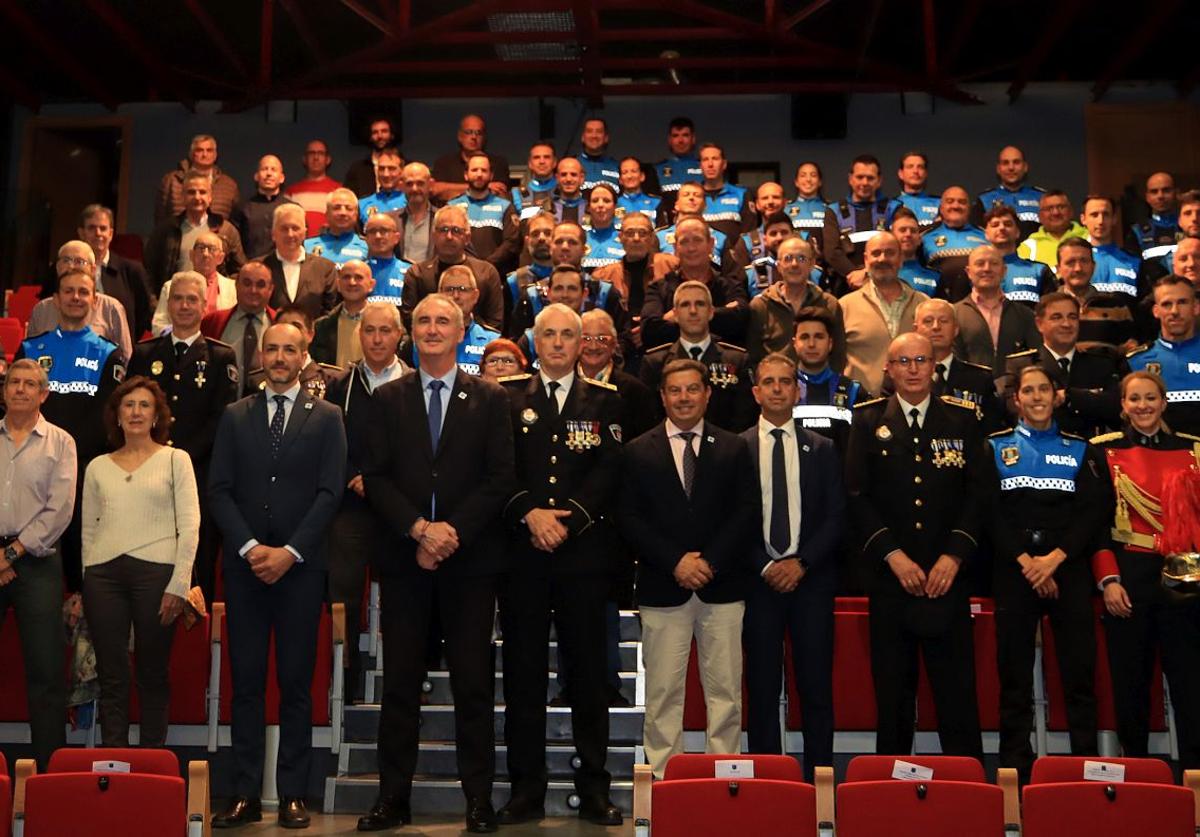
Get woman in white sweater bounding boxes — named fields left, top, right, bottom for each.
left=82, top=376, right=200, bottom=747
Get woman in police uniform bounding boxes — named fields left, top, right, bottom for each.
left=984, top=364, right=1111, bottom=781
left=1091, top=371, right=1200, bottom=768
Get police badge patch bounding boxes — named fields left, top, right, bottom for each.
left=312, top=245, right=323, bottom=256
left=521, top=408, right=538, bottom=425
left=662, top=166, right=672, bottom=179
left=37, top=355, right=52, bottom=372
left=150, top=360, right=164, bottom=375
left=935, top=236, right=947, bottom=247
left=1147, top=362, right=1162, bottom=375
left=1000, top=446, right=1020, bottom=466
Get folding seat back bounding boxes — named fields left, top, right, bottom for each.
left=5, top=286, right=40, bottom=328
left=836, top=780, right=1005, bottom=837
left=663, top=753, right=803, bottom=782
left=47, top=747, right=179, bottom=777
left=1022, top=782, right=1194, bottom=837
left=22, top=771, right=185, bottom=837
left=844, top=755, right=985, bottom=783
left=1029, top=756, right=1174, bottom=786
left=651, top=778, right=817, bottom=837
left=129, top=617, right=211, bottom=725
left=0, top=752, right=9, bottom=837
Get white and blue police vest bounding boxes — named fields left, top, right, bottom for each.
left=831, top=196, right=890, bottom=245
left=1091, top=243, right=1141, bottom=297
left=577, top=153, right=620, bottom=190
left=794, top=367, right=859, bottom=429
left=449, top=192, right=513, bottom=231
left=1127, top=334, right=1200, bottom=406
left=551, top=196, right=586, bottom=224
left=703, top=183, right=747, bottom=226
left=617, top=192, right=660, bottom=222
left=978, top=184, right=1044, bottom=225
left=990, top=422, right=1085, bottom=493
left=583, top=225, right=625, bottom=270
left=784, top=197, right=826, bottom=237
left=890, top=191, right=942, bottom=228
left=1131, top=211, right=1179, bottom=260
left=365, top=256, right=413, bottom=306
left=513, top=177, right=557, bottom=218
left=657, top=224, right=726, bottom=268
left=654, top=155, right=702, bottom=193
left=900, top=260, right=940, bottom=296
left=1001, top=253, right=1047, bottom=303
left=21, top=327, right=116, bottom=396
left=410, top=320, right=498, bottom=376
left=506, top=264, right=551, bottom=308
left=922, top=222, right=988, bottom=268
left=304, top=230, right=368, bottom=265
left=358, top=190, right=407, bottom=227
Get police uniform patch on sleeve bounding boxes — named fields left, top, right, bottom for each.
left=37, top=355, right=53, bottom=372
left=1000, top=446, right=1019, bottom=466
left=609, top=423, right=622, bottom=443
left=1147, top=362, right=1162, bottom=375
left=312, top=245, right=323, bottom=256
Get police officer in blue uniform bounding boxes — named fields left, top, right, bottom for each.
left=981, top=204, right=1055, bottom=307
left=576, top=117, right=620, bottom=191
left=16, top=269, right=125, bottom=590
left=652, top=116, right=702, bottom=201
left=304, top=187, right=369, bottom=265
left=1126, top=172, right=1179, bottom=260
left=449, top=154, right=520, bottom=273
left=401, top=265, right=500, bottom=376
left=742, top=212, right=803, bottom=299
left=546, top=157, right=588, bottom=225
left=358, top=147, right=408, bottom=227
left=821, top=154, right=891, bottom=288
left=582, top=184, right=625, bottom=272
left=984, top=364, right=1110, bottom=782
left=785, top=161, right=827, bottom=242
left=1082, top=196, right=1145, bottom=300
left=892, top=208, right=942, bottom=297
left=699, top=143, right=754, bottom=240
left=513, top=142, right=558, bottom=220
left=889, top=151, right=941, bottom=229
left=361, top=214, right=413, bottom=308
left=506, top=213, right=557, bottom=338
left=791, top=307, right=863, bottom=451
left=615, top=156, right=663, bottom=226
left=972, top=145, right=1044, bottom=238
left=1127, top=274, right=1200, bottom=434
left=922, top=187, right=988, bottom=294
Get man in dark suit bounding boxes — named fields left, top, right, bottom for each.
left=200, top=262, right=276, bottom=397
left=741, top=353, right=844, bottom=779
left=129, top=271, right=239, bottom=603
left=358, top=293, right=514, bottom=833
left=619, top=358, right=759, bottom=778
left=261, top=204, right=339, bottom=319
left=496, top=303, right=624, bottom=827
left=77, top=204, right=155, bottom=338
left=640, top=280, right=756, bottom=432
left=208, top=322, right=347, bottom=829
left=845, top=332, right=984, bottom=760
left=400, top=204, right=505, bottom=333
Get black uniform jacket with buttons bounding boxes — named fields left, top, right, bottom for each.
left=639, top=339, right=756, bottom=432
left=1003, top=345, right=1126, bottom=438
left=501, top=373, right=624, bottom=575
left=129, top=333, right=239, bottom=465
left=844, top=394, right=983, bottom=598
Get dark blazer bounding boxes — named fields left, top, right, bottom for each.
left=310, top=303, right=347, bottom=366
left=128, top=334, right=239, bottom=465
left=610, top=367, right=659, bottom=439
left=343, top=157, right=377, bottom=199
left=953, top=296, right=1040, bottom=373
left=619, top=421, right=758, bottom=607
left=143, top=213, right=247, bottom=293
left=740, top=421, right=845, bottom=586
left=639, top=339, right=757, bottom=432
left=261, top=251, right=339, bottom=319
left=400, top=254, right=504, bottom=333
left=208, top=389, right=347, bottom=570
left=640, top=268, right=750, bottom=348
left=1004, top=344, right=1127, bottom=438
left=362, top=370, right=515, bottom=578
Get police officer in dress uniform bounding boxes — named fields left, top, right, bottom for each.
left=128, top=271, right=238, bottom=602
left=821, top=154, right=892, bottom=292
left=495, top=303, right=624, bottom=827
left=791, top=306, right=864, bottom=452
left=984, top=364, right=1110, bottom=782
left=844, top=332, right=984, bottom=760
left=1127, top=275, right=1200, bottom=435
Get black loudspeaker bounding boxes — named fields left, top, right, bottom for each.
left=538, top=99, right=556, bottom=141
left=790, top=94, right=848, bottom=140
left=346, top=100, right=403, bottom=146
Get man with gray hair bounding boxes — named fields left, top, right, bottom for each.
left=0, top=358, right=77, bottom=769
left=262, top=203, right=338, bottom=319
left=145, top=167, right=247, bottom=293
left=155, top=133, right=241, bottom=223
left=151, top=231, right=237, bottom=335
left=28, top=240, right=132, bottom=362
left=401, top=204, right=505, bottom=333
left=303, top=188, right=368, bottom=265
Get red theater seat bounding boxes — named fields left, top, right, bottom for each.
left=1022, top=782, right=1194, bottom=837
left=0, top=611, right=72, bottom=727
left=844, top=754, right=986, bottom=783
left=1029, top=756, right=1175, bottom=785
left=832, top=602, right=877, bottom=730
left=0, top=752, right=10, bottom=837
left=5, top=286, right=40, bottom=328
left=651, top=779, right=817, bottom=837
left=664, top=753, right=804, bottom=781
left=836, top=780, right=1005, bottom=837
left=0, top=318, right=22, bottom=362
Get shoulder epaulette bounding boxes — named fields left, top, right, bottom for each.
left=988, top=427, right=1016, bottom=438
left=583, top=376, right=618, bottom=391
left=317, top=362, right=342, bottom=372
left=1060, top=431, right=1087, bottom=441
left=94, top=332, right=117, bottom=347
left=959, top=359, right=993, bottom=373
left=644, top=343, right=672, bottom=354
left=854, top=397, right=886, bottom=410
left=1090, top=431, right=1124, bottom=444
left=497, top=373, right=533, bottom=383
left=1126, top=343, right=1151, bottom=358
left=717, top=341, right=747, bottom=354
left=941, top=395, right=980, bottom=413
left=206, top=337, right=234, bottom=349
left=1178, top=432, right=1200, bottom=443
left=136, top=334, right=160, bottom=344
left=1005, top=348, right=1038, bottom=361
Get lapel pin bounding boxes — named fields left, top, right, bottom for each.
left=802, top=445, right=810, bottom=452
left=304, top=401, right=314, bottom=410
left=705, top=435, right=715, bottom=443
left=457, top=391, right=468, bottom=400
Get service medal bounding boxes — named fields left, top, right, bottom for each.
left=150, top=360, right=164, bottom=375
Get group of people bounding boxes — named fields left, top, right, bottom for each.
left=2, top=110, right=1200, bottom=833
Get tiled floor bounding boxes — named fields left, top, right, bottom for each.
left=244, top=814, right=631, bottom=835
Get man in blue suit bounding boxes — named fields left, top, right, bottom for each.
left=208, top=321, right=347, bottom=829
left=741, top=352, right=845, bottom=779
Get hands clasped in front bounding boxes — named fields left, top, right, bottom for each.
left=887, top=550, right=961, bottom=598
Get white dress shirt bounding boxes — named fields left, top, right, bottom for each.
left=276, top=248, right=306, bottom=302
left=679, top=336, right=712, bottom=360
left=539, top=369, right=575, bottom=411
left=897, top=394, right=932, bottom=429
left=758, top=416, right=802, bottom=560
left=239, top=381, right=304, bottom=563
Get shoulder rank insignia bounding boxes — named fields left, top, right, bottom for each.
left=1090, top=431, right=1123, bottom=444
left=854, top=396, right=886, bottom=410
left=583, top=376, right=617, bottom=391
left=497, top=373, right=533, bottom=383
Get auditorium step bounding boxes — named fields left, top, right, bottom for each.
left=365, top=669, right=639, bottom=705
left=325, top=775, right=635, bottom=817
left=341, top=741, right=640, bottom=778
left=343, top=703, right=646, bottom=744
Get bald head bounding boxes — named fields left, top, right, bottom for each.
left=864, top=232, right=901, bottom=284
left=254, top=154, right=285, bottom=196
left=887, top=332, right=935, bottom=402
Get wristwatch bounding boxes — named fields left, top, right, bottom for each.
left=3, top=544, right=18, bottom=564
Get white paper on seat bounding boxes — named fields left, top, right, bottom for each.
left=1082, top=760, right=1126, bottom=782
left=714, top=759, right=755, bottom=779
left=92, top=760, right=131, bottom=773
left=892, top=760, right=934, bottom=781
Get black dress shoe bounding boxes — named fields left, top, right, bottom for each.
left=496, top=795, right=546, bottom=825
left=357, top=796, right=411, bottom=831
left=278, top=796, right=311, bottom=829
left=211, top=796, right=262, bottom=829
left=465, top=797, right=498, bottom=833
left=579, top=797, right=624, bottom=826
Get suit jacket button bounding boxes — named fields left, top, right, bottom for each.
left=914, top=476, right=922, bottom=484
left=549, top=476, right=557, bottom=484
left=271, top=476, right=276, bottom=482
left=915, top=521, right=923, bottom=530
left=550, top=456, right=557, bottom=464
left=552, top=435, right=558, bottom=442
left=548, top=497, right=556, bottom=507
left=914, top=498, right=922, bottom=507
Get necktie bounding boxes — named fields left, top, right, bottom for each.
left=769, top=428, right=791, bottom=555
left=174, top=341, right=189, bottom=365
left=934, top=363, right=947, bottom=395
left=547, top=380, right=561, bottom=414
left=269, top=394, right=287, bottom=457
left=427, top=380, right=445, bottom=451
left=1058, top=356, right=1071, bottom=376
left=689, top=345, right=703, bottom=361
left=242, top=313, right=259, bottom=391
left=678, top=431, right=698, bottom=499
left=909, top=407, right=921, bottom=430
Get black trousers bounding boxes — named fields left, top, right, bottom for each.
left=869, top=594, right=983, bottom=760
left=224, top=557, right=325, bottom=798
left=743, top=577, right=834, bottom=779
left=1105, top=551, right=1200, bottom=768
left=500, top=568, right=611, bottom=803
left=83, top=556, right=177, bottom=748
left=995, top=565, right=1097, bottom=776
left=377, top=571, right=497, bottom=803
left=328, top=503, right=376, bottom=702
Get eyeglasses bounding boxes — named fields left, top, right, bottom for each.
left=621, top=229, right=652, bottom=239
left=581, top=334, right=614, bottom=344
left=58, top=255, right=94, bottom=269
left=441, top=285, right=473, bottom=295
left=779, top=253, right=809, bottom=264
left=484, top=355, right=518, bottom=367
left=888, top=355, right=931, bottom=368
left=435, top=225, right=468, bottom=236
left=193, top=243, right=222, bottom=254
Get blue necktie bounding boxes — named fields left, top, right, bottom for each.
left=427, top=380, right=445, bottom=451
left=270, top=394, right=287, bottom=458
left=769, top=428, right=791, bottom=555
left=678, top=431, right=697, bottom=499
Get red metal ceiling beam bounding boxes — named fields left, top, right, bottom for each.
left=279, top=0, right=330, bottom=66
left=81, top=0, right=196, bottom=110
left=855, top=0, right=884, bottom=73
left=0, top=62, right=41, bottom=111
left=1091, top=0, right=1182, bottom=101
left=0, top=0, right=119, bottom=109
left=290, top=80, right=930, bottom=99
left=340, top=0, right=391, bottom=36
left=359, top=54, right=831, bottom=74
left=397, top=0, right=411, bottom=32
left=259, top=0, right=274, bottom=89
left=779, top=0, right=834, bottom=32
left=572, top=0, right=604, bottom=107
left=184, top=0, right=250, bottom=80
left=1006, top=0, right=1085, bottom=103
left=423, top=27, right=740, bottom=44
